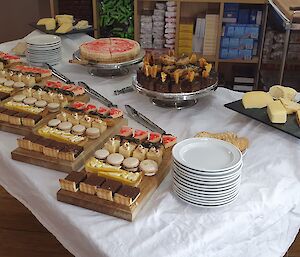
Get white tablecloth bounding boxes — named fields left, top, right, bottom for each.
left=0, top=31, right=300, bottom=257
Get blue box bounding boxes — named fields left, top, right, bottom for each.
left=240, top=38, right=254, bottom=49
left=234, top=25, right=245, bottom=38
left=249, top=9, right=257, bottom=24
left=225, top=25, right=235, bottom=37
left=221, top=37, right=230, bottom=48
left=239, top=49, right=252, bottom=60
left=229, top=38, right=239, bottom=48
left=238, top=9, right=250, bottom=24
left=228, top=49, right=239, bottom=59
left=224, top=3, right=239, bottom=12
left=244, top=25, right=260, bottom=39
left=220, top=48, right=229, bottom=59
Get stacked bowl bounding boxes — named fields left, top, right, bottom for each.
left=172, top=137, right=243, bottom=208
left=26, top=35, right=62, bottom=66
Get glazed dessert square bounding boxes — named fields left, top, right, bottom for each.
left=57, top=145, right=84, bottom=161
left=0, top=110, right=11, bottom=122
left=17, top=136, right=32, bottom=150
left=59, top=171, right=87, bottom=192
left=114, top=185, right=141, bottom=206
left=79, top=174, right=106, bottom=195
left=96, top=179, right=122, bottom=201
left=22, top=114, right=42, bottom=127
left=8, top=112, right=28, bottom=125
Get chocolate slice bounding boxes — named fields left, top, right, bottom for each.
left=0, top=92, right=10, bottom=101
left=84, top=174, right=106, bottom=187
left=100, top=179, right=122, bottom=193
left=14, top=112, right=28, bottom=118
left=117, top=185, right=140, bottom=199
left=25, top=114, right=42, bottom=123
left=4, top=109, right=18, bottom=116
left=64, top=171, right=87, bottom=187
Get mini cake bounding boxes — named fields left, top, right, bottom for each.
left=146, top=146, right=163, bottom=165
left=139, top=159, right=158, bottom=176
left=86, top=127, right=100, bottom=139
left=132, top=144, right=149, bottom=161
left=104, top=137, right=121, bottom=153
left=79, top=174, right=106, bottom=195
left=118, top=141, right=137, bottom=158
left=59, top=171, right=87, bottom=192
left=122, top=157, right=140, bottom=172
left=162, top=134, right=177, bottom=148
left=95, top=149, right=110, bottom=160
left=9, top=112, right=28, bottom=125
left=106, top=153, right=124, bottom=166
left=148, top=132, right=162, bottom=143
left=134, top=129, right=148, bottom=141
left=91, top=118, right=107, bottom=133
left=114, top=185, right=140, bottom=206
left=96, top=179, right=122, bottom=201
left=22, top=114, right=42, bottom=127
left=119, top=126, right=133, bottom=137
left=80, top=115, right=92, bottom=128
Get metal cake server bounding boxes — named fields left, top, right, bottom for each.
left=125, top=105, right=166, bottom=134
left=78, top=81, right=118, bottom=108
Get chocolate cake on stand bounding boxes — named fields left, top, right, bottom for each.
left=132, top=52, right=218, bottom=109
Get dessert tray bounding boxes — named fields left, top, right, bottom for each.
left=132, top=72, right=218, bottom=109
left=57, top=127, right=177, bottom=221
left=11, top=103, right=127, bottom=172
left=72, top=49, right=145, bottom=76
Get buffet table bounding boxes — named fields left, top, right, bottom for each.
left=1, top=31, right=300, bottom=257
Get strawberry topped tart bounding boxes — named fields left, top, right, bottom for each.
left=80, top=38, right=140, bottom=63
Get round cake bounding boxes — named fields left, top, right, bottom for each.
left=80, top=38, right=140, bottom=63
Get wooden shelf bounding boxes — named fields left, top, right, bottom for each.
left=179, top=0, right=267, bottom=3
left=219, top=57, right=259, bottom=64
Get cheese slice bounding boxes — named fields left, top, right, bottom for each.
left=267, top=100, right=287, bottom=124
left=37, top=18, right=56, bottom=30
left=55, top=23, right=73, bottom=34
left=296, top=110, right=300, bottom=127
left=279, top=98, right=300, bottom=114
left=74, top=20, right=89, bottom=30
left=269, top=85, right=297, bottom=101
left=242, top=91, right=273, bottom=109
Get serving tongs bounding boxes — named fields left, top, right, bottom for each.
left=114, top=86, right=134, bottom=95
left=125, top=105, right=166, bottom=134
left=78, top=81, right=118, bottom=108
left=44, top=63, right=74, bottom=84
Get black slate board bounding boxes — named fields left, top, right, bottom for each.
left=29, top=22, right=94, bottom=36
left=225, top=99, right=300, bottom=139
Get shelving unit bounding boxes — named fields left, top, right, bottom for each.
left=134, top=0, right=268, bottom=90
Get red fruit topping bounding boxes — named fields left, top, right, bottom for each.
left=134, top=129, right=148, bottom=137
left=71, top=101, right=86, bottom=109
left=162, top=135, right=177, bottom=148
left=84, top=104, right=96, bottom=112
left=119, top=126, right=133, bottom=136
left=98, top=106, right=110, bottom=114
left=149, top=132, right=162, bottom=142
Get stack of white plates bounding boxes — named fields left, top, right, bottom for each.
left=26, top=35, right=62, bottom=66
left=172, top=137, right=243, bottom=208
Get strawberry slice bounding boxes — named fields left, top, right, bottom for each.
left=109, top=108, right=123, bottom=118
left=148, top=132, right=162, bottom=143
left=98, top=106, right=110, bottom=116
left=162, top=134, right=177, bottom=148
left=71, top=101, right=86, bottom=110
left=134, top=129, right=148, bottom=140
left=84, top=104, right=97, bottom=113
left=119, top=126, right=133, bottom=137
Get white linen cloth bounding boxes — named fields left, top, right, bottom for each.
left=0, top=31, right=300, bottom=257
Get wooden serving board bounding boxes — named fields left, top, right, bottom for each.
left=57, top=148, right=173, bottom=221
left=11, top=118, right=127, bottom=173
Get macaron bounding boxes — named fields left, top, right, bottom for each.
left=72, top=124, right=86, bottom=135
left=123, top=157, right=140, bottom=172
left=48, top=118, right=61, bottom=127
left=23, top=97, right=37, bottom=105
left=86, top=127, right=100, bottom=139
left=13, top=94, right=26, bottom=102
left=139, top=159, right=158, bottom=176
left=4, top=80, right=14, bottom=87
left=95, top=149, right=109, bottom=160
left=106, top=153, right=124, bottom=166
left=58, top=121, right=73, bottom=131
left=35, top=100, right=48, bottom=108
left=48, top=102, right=60, bottom=113
left=13, top=81, right=25, bottom=89
left=0, top=78, right=7, bottom=84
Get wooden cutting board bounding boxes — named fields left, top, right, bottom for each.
left=11, top=118, right=127, bottom=173
left=57, top=147, right=172, bottom=221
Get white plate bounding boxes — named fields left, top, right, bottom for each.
left=172, top=138, right=242, bottom=172
left=174, top=189, right=239, bottom=208
left=173, top=186, right=239, bottom=205
left=26, top=35, right=61, bottom=45
left=173, top=161, right=243, bottom=180
left=173, top=184, right=239, bottom=203
left=173, top=180, right=239, bottom=198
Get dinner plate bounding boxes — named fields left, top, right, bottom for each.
left=26, top=35, right=61, bottom=45
left=172, top=138, right=242, bottom=172
left=173, top=161, right=243, bottom=180
left=174, top=189, right=239, bottom=208
left=173, top=179, right=239, bottom=198
left=173, top=186, right=239, bottom=205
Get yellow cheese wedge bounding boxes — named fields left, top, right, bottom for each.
left=242, top=91, right=274, bottom=109
left=296, top=110, right=300, bottom=127
left=74, top=20, right=89, bottom=30
left=279, top=98, right=300, bottom=114
left=37, top=18, right=56, bottom=30
left=269, top=85, right=297, bottom=101
left=55, top=23, right=73, bottom=34
left=55, top=15, right=74, bottom=26
left=267, top=100, right=287, bottom=124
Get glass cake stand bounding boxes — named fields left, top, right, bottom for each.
left=72, top=49, right=145, bottom=77
left=132, top=72, right=218, bottom=109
